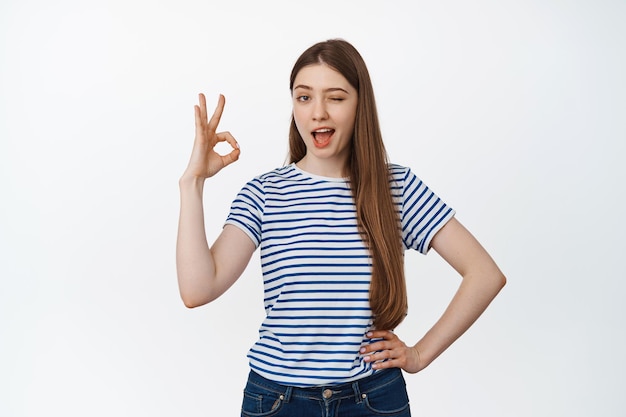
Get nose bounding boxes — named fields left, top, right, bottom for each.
left=312, top=100, right=328, bottom=121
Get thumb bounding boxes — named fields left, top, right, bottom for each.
left=220, top=147, right=241, bottom=168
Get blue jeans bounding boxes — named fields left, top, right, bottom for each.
left=240, top=368, right=411, bottom=417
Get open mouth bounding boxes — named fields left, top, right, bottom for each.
left=312, top=128, right=335, bottom=148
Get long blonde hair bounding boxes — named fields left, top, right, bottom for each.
left=288, top=39, right=407, bottom=330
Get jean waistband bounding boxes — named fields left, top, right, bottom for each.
left=246, top=368, right=403, bottom=403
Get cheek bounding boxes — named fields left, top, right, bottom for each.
left=293, top=109, right=309, bottom=138
left=339, top=104, right=357, bottom=127
left=339, top=111, right=357, bottom=137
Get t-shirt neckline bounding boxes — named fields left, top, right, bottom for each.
left=290, top=163, right=349, bottom=183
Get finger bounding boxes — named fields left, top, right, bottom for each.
left=194, top=104, right=204, bottom=133
left=368, top=344, right=409, bottom=362
left=213, top=131, right=240, bottom=168
left=371, top=358, right=401, bottom=370
left=364, top=348, right=392, bottom=362
left=361, top=330, right=396, bottom=353
left=207, top=94, right=225, bottom=133
left=360, top=340, right=391, bottom=355
left=220, top=147, right=241, bottom=168
left=215, top=131, right=239, bottom=147
left=367, top=330, right=396, bottom=340
left=198, top=93, right=208, bottom=123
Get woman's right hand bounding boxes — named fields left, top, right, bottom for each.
left=182, top=93, right=240, bottom=180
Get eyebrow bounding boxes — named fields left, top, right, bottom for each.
left=293, top=85, right=350, bottom=94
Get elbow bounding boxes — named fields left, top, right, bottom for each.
left=180, top=291, right=211, bottom=309
left=177, top=271, right=216, bottom=308
left=182, top=297, right=201, bottom=309
left=466, top=267, right=507, bottom=291
left=475, top=267, right=506, bottom=294
left=496, top=271, right=507, bottom=290
left=485, top=262, right=506, bottom=291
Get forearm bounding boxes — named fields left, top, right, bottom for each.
left=414, top=270, right=506, bottom=368
left=176, top=176, right=216, bottom=307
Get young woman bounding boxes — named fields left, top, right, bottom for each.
left=177, top=39, right=506, bottom=417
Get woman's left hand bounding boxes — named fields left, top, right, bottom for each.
left=360, top=330, right=422, bottom=374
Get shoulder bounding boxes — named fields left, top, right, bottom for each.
left=387, top=163, right=418, bottom=184
left=253, top=164, right=300, bottom=183
left=237, top=165, right=298, bottom=193
left=387, top=163, right=409, bottom=177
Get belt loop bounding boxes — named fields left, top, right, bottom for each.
left=352, top=381, right=363, bottom=404
left=283, top=386, right=293, bottom=403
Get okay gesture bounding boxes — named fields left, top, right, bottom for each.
left=183, top=93, right=240, bottom=180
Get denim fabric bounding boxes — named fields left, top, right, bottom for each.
left=240, top=368, right=411, bottom=417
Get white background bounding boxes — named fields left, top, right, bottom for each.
left=1, top=0, right=625, bottom=416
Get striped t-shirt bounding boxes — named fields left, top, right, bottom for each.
left=225, top=163, right=455, bottom=387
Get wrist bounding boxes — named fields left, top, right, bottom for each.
left=413, top=340, right=437, bottom=371
left=179, top=173, right=205, bottom=195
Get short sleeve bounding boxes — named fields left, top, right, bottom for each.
left=224, top=177, right=265, bottom=248
left=400, top=168, right=455, bottom=254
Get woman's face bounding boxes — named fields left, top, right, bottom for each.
left=292, top=63, right=358, bottom=176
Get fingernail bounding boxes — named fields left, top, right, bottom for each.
left=366, top=332, right=373, bottom=337
left=360, top=347, right=365, bottom=353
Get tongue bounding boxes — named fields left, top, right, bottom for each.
left=314, top=131, right=333, bottom=147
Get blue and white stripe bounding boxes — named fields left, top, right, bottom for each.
left=225, top=163, right=454, bottom=387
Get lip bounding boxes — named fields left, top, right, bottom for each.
left=311, top=127, right=335, bottom=148
left=311, top=127, right=335, bottom=139
left=311, top=126, right=334, bottom=134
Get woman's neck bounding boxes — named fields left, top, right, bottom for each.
left=295, top=155, right=348, bottom=179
